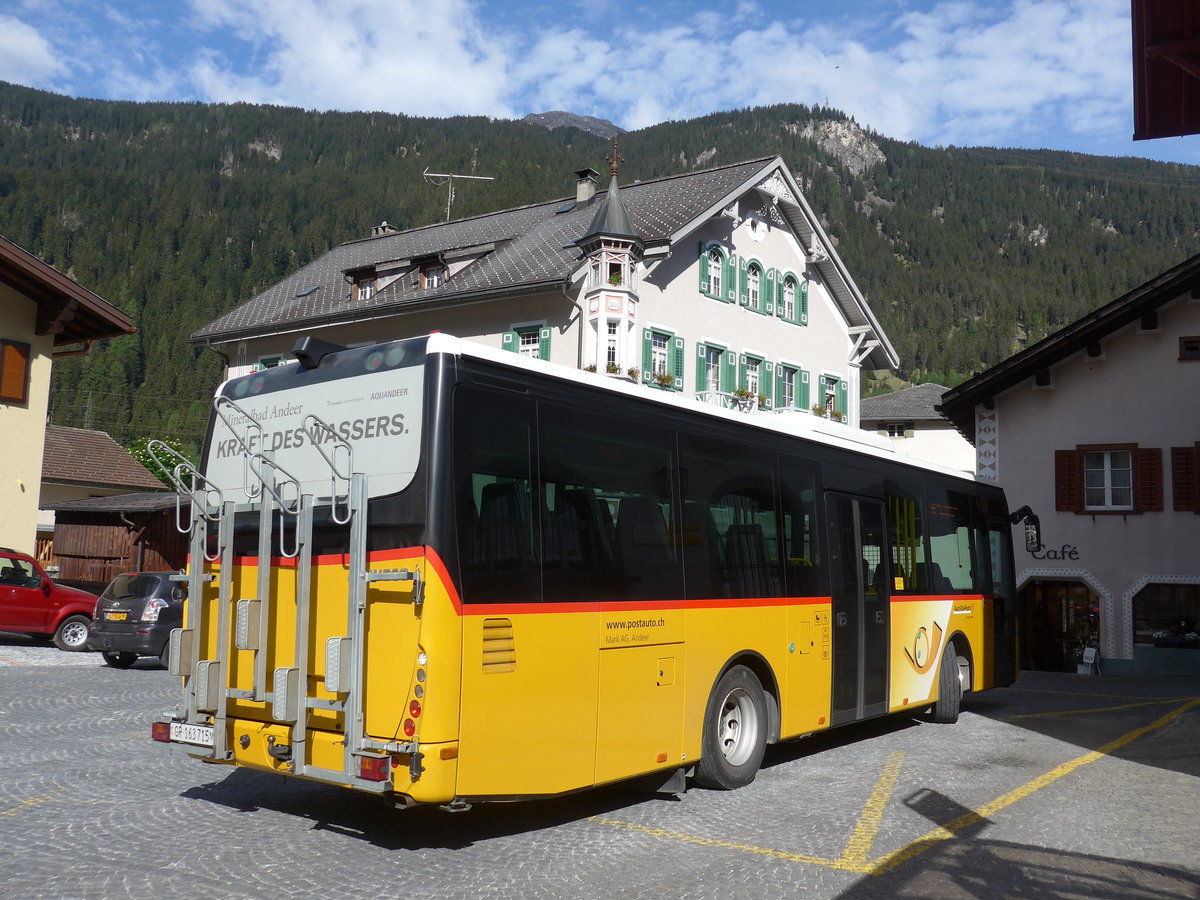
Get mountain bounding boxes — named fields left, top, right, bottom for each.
left=1, top=81, right=1198, bottom=453
left=522, top=110, right=623, bottom=139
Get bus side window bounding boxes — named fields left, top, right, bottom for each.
left=885, top=488, right=927, bottom=594
left=779, top=454, right=823, bottom=598
left=925, top=487, right=984, bottom=594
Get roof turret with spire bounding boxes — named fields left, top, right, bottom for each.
left=578, top=138, right=642, bottom=250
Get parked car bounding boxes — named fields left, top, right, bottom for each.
left=0, top=548, right=98, bottom=650
left=87, top=572, right=185, bottom=668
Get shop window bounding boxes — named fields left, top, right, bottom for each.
left=1133, top=583, right=1200, bottom=646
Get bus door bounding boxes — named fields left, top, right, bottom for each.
left=986, top=518, right=1017, bottom=687
left=826, top=493, right=890, bottom=726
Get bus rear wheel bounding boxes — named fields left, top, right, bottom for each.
left=695, top=665, right=767, bottom=790
left=930, top=644, right=963, bottom=724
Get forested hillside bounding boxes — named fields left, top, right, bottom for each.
left=2, top=82, right=1199, bottom=453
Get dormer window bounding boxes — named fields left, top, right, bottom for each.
left=421, top=264, right=447, bottom=289
left=355, top=276, right=375, bottom=302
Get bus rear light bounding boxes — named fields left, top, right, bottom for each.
left=151, top=722, right=171, bottom=743
left=403, top=718, right=416, bottom=737
left=359, top=756, right=390, bottom=782
left=409, top=700, right=422, bottom=718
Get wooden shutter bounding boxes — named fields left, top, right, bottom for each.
left=1172, top=444, right=1200, bottom=512
left=695, top=344, right=708, bottom=391
left=721, top=350, right=737, bottom=393
left=799, top=369, right=810, bottom=409
left=698, top=242, right=709, bottom=294
left=834, top=379, right=848, bottom=416
left=672, top=337, right=685, bottom=390
left=775, top=275, right=786, bottom=317
left=1134, top=447, right=1163, bottom=512
left=0, top=340, right=31, bottom=403
left=775, top=365, right=786, bottom=408
left=1055, top=449, right=1082, bottom=512
left=724, top=255, right=737, bottom=303
left=500, top=331, right=518, bottom=354
left=762, top=361, right=774, bottom=408
left=764, top=268, right=776, bottom=315
left=800, top=280, right=809, bottom=325
left=641, top=328, right=653, bottom=380
left=538, top=327, right=551, bottom=361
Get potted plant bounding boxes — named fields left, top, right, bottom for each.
left=829, top=409, right=845, bottom=422
left=608, top=271, right=622, bottom=286
left=756, top=393, right=769, bottom=410
left=810, top=404, right=828, bottom=417
left=605, top=362, right=621, bottom=374
left=627, top=366, right=640, bottom=380
left=653, top=371, right=675, bottom=388
left=583, top=363, right=597, bottom=373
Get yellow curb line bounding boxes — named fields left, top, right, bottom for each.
left=1011, top=697, right=1198, bottom=719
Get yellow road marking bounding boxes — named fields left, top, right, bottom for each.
left=1009, top=687, right=1193, bottom=702
left=837, top=751, right=905, bottom=867
left=0, top=791, right=61, bottom=818
left=864, top=697, right=1200, bottom=875
left=591, top=697, right=1200, bottom=877
left=1011, top=697, right=1194, bottom=719
left=0, top=656, right=26, bottom=666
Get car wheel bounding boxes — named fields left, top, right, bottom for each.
left=694, top=665, right=768, bottom=790
left=102, top=651, right=139, bottom=669
left=53, top=615, right=92, bottom=652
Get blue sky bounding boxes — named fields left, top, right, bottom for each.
left=3, top=0, right=1198, bottom=165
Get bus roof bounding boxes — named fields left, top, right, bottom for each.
left=424, top=333, right=982, bottom=485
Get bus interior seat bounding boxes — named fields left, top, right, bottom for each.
left=915, top=561, right=953, bottom=594
left=474, top=481, right=532, bottom=569
left=614, top=495, right=673, bottom=587
left=724, top=523, right=777, bottom=597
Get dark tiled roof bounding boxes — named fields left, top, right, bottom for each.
left=43, top=491, right=183, bottom=513
left=42, top=426, right=166, bottom=491
left=581, top=175, right=639, bottom=243
left=190, top=158, right=781, bottom=343
left=860, top=383, right=950, bottom=421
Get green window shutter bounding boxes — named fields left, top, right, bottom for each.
left=774, top=365, right=786, bottom=408
left=835, top=379, right=848, bottom=416
left=501, top=330, right=519, bottom=353
left=721, top=350, right=737, bottom=393
left=800, top=280, right=809, bottom=325
left=724, top=254, right=736, bottom=303
left=738, top=256, right=749, bottom=306
left=762, top=361, right=774, bottom=407
left=800, top=369, right=810, bottom=409
left=695, top=343, right=708, bottom=391
left=538, top=327, right=551, bottom=361
left=764, top=268, right=776, bottom=315
left=698, top=242, right=709, bottom=295
left=738, top=355, right=748, bottom=390
left=642, top=328, right=653, bottom=380
left=775, top=274, right=786, bottom=317
left=672, top=337, right=685, bottom=390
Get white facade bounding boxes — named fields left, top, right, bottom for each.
left=968, top=289, right=1200, bottom=674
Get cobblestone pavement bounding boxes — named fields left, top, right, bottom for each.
left=1, top=647, right=1197, bottom=899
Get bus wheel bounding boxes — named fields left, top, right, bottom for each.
left=930, top=644, right=962, bottom=724
left=695, top=665, right=767, bottom=790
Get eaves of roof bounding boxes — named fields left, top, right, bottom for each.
left=939, top=252, right=1200, bottom=443
left=0, top=235, right=135, bottom=345
left=860, top=383, right=949, bottom=420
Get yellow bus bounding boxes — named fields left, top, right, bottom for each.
left=152, top=333, right=1028, bottom=806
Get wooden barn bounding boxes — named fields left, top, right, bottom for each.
left=42, top=492, right=189, bottom=592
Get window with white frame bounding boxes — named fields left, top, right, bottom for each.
left=606, top=320, right=620, bottom=368
left=707, top=247, right=722, bottom=298
left=747, top=264, right=760, bottom=309
left=745, top=357, right=760, bottom=395
left=782, top=278, right=796, bottom=321
left=781, top=367, right=795, bottom=408
left=356, top=277, right=375, bottom=301
left=1084, top=449, right=1133, bottom=510
left=519, top=329, right=541, bottom=357
left=651, top=332, right=670, bottom=375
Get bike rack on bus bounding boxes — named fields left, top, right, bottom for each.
left=212, top=395, right=265, bottom=501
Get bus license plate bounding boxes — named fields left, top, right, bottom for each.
left=105, top=611, right=128, bottom=621
left=170, top=722, right=214, bottom=747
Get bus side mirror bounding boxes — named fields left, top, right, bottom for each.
left=1010, top=505, right=1041, bottom=553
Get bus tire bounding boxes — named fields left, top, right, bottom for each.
left=695, top=665, right=768, bottom=790
left=930, top=644, right=962, bottom=724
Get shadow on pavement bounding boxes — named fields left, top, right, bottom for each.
left=835, top=837, right=1200, bottom=900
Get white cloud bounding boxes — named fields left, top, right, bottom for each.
left=0, top=14, right=68, bottom=85
left=184, top=0, right=515, bottom=116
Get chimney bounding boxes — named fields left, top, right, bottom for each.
left=371, top=220, right=398, bottom=237
left=575, top=168, right=600, bottom=205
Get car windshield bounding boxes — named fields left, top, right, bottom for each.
left=102, top=574, right=164, bottom=601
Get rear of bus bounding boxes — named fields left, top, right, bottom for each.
left=153, top=335, right=466, bottom=806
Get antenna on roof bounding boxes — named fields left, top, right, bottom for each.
left=422, top=168, right=495, bottom=222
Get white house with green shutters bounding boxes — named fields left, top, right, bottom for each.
left=191, top=153, right=897, bottom=426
